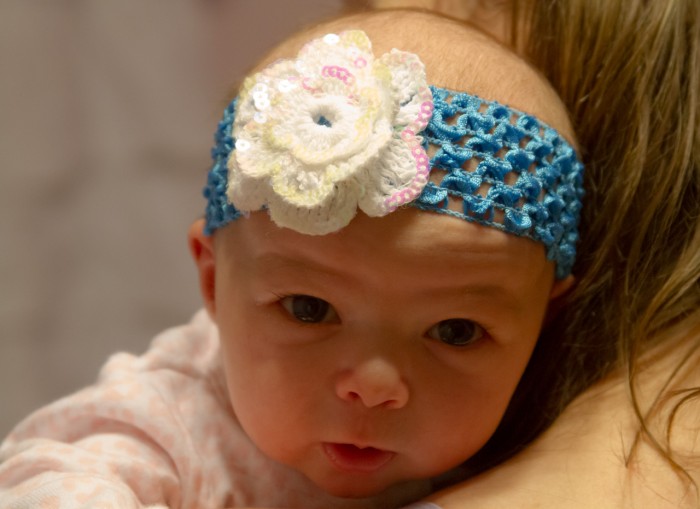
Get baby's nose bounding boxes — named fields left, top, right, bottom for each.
left=335, top=357, right=409, bottom=409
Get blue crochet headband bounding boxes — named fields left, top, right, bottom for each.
left=203, top=30, right=584, bottom=278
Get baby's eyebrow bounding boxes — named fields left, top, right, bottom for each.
left=253, top=252, right=522, bottom=307
left=422, top=282, right=522, bottom=310
left=250, top=252, right=342, bottom=277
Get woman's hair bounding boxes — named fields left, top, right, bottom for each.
left=519, top=0, right=700, bottom=478
left=352, top=0, right=700, bottom=480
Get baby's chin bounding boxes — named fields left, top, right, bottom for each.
left=312, top=474, right=433, bottom=504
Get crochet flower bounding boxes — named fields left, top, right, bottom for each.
left=227, top=30, right=434, bottom=235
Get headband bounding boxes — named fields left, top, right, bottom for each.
left=203, top=30, right=584, bottom=278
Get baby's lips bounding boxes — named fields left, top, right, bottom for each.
left=322, top=442, right=395, bottom=473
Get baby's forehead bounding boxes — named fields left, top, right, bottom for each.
left=258, top=10, right=574, bottom=144
left=219, top=208, right=552, bottom=291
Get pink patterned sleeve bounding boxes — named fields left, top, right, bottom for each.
left=0, top=312, right=226, bottom=509
left=0, top=385, right=181, bottom=508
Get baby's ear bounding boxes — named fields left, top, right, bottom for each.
left=550, top=275, right=575, bottom=300
left=544, top=274, right=575, bottom=324
left=188, top=219, right=217, bottom=318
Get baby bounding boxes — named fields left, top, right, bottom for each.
left=0, top=9, right=583, bottom=509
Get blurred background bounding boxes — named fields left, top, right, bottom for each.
left=0, top=0, right=357, bottom=438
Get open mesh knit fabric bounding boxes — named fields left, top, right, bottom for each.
left=204, top=83, right=583, bottom=279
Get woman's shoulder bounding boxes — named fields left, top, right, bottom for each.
left=427, top=338, right=700, bottom=509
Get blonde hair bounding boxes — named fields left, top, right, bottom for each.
left=522, top=0, right=700, bottom=481
left=364, top=0, right=700, bottom=482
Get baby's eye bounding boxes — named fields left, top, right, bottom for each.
left=281, top=295, right=337, bottom=323
left=426, top=319, right=484, bottom=347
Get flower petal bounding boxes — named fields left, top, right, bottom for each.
left=226, top=30, right=433, bottom=234
left=359, top=135, right=431, bottom=216
left=266, top=180, right=362, bottom=235
left=226, top=160, right=268, bottom=212
left=378, top=49, right=432, bottom=128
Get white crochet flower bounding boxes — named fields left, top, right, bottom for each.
left=227, top=30, right=434, bottom=235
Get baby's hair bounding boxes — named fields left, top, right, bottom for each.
left=250, top=9, right=575, bottom=145
left=221, top=8, right=570, bottom=144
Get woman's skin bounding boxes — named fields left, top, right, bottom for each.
left=425, top=338, right=700, bottom=508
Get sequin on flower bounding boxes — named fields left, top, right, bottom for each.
left=226, top=30, right=433, bottom=235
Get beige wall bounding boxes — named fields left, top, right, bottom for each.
left=0, top=0, right=346, bottom=437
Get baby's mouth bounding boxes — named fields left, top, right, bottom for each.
left=322, top=442, right=395, bottom=473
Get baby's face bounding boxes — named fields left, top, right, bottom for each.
left=205, top=208, right=567, bottom=497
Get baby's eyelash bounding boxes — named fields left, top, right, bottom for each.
left=426, top=318, right=488, bottom=347
left=275, top=294, right=339, bottom=325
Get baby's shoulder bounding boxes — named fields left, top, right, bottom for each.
left=100, top=309, right=221, bottom=382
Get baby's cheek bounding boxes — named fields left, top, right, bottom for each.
left=224, top=359, right=288, bottom=424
